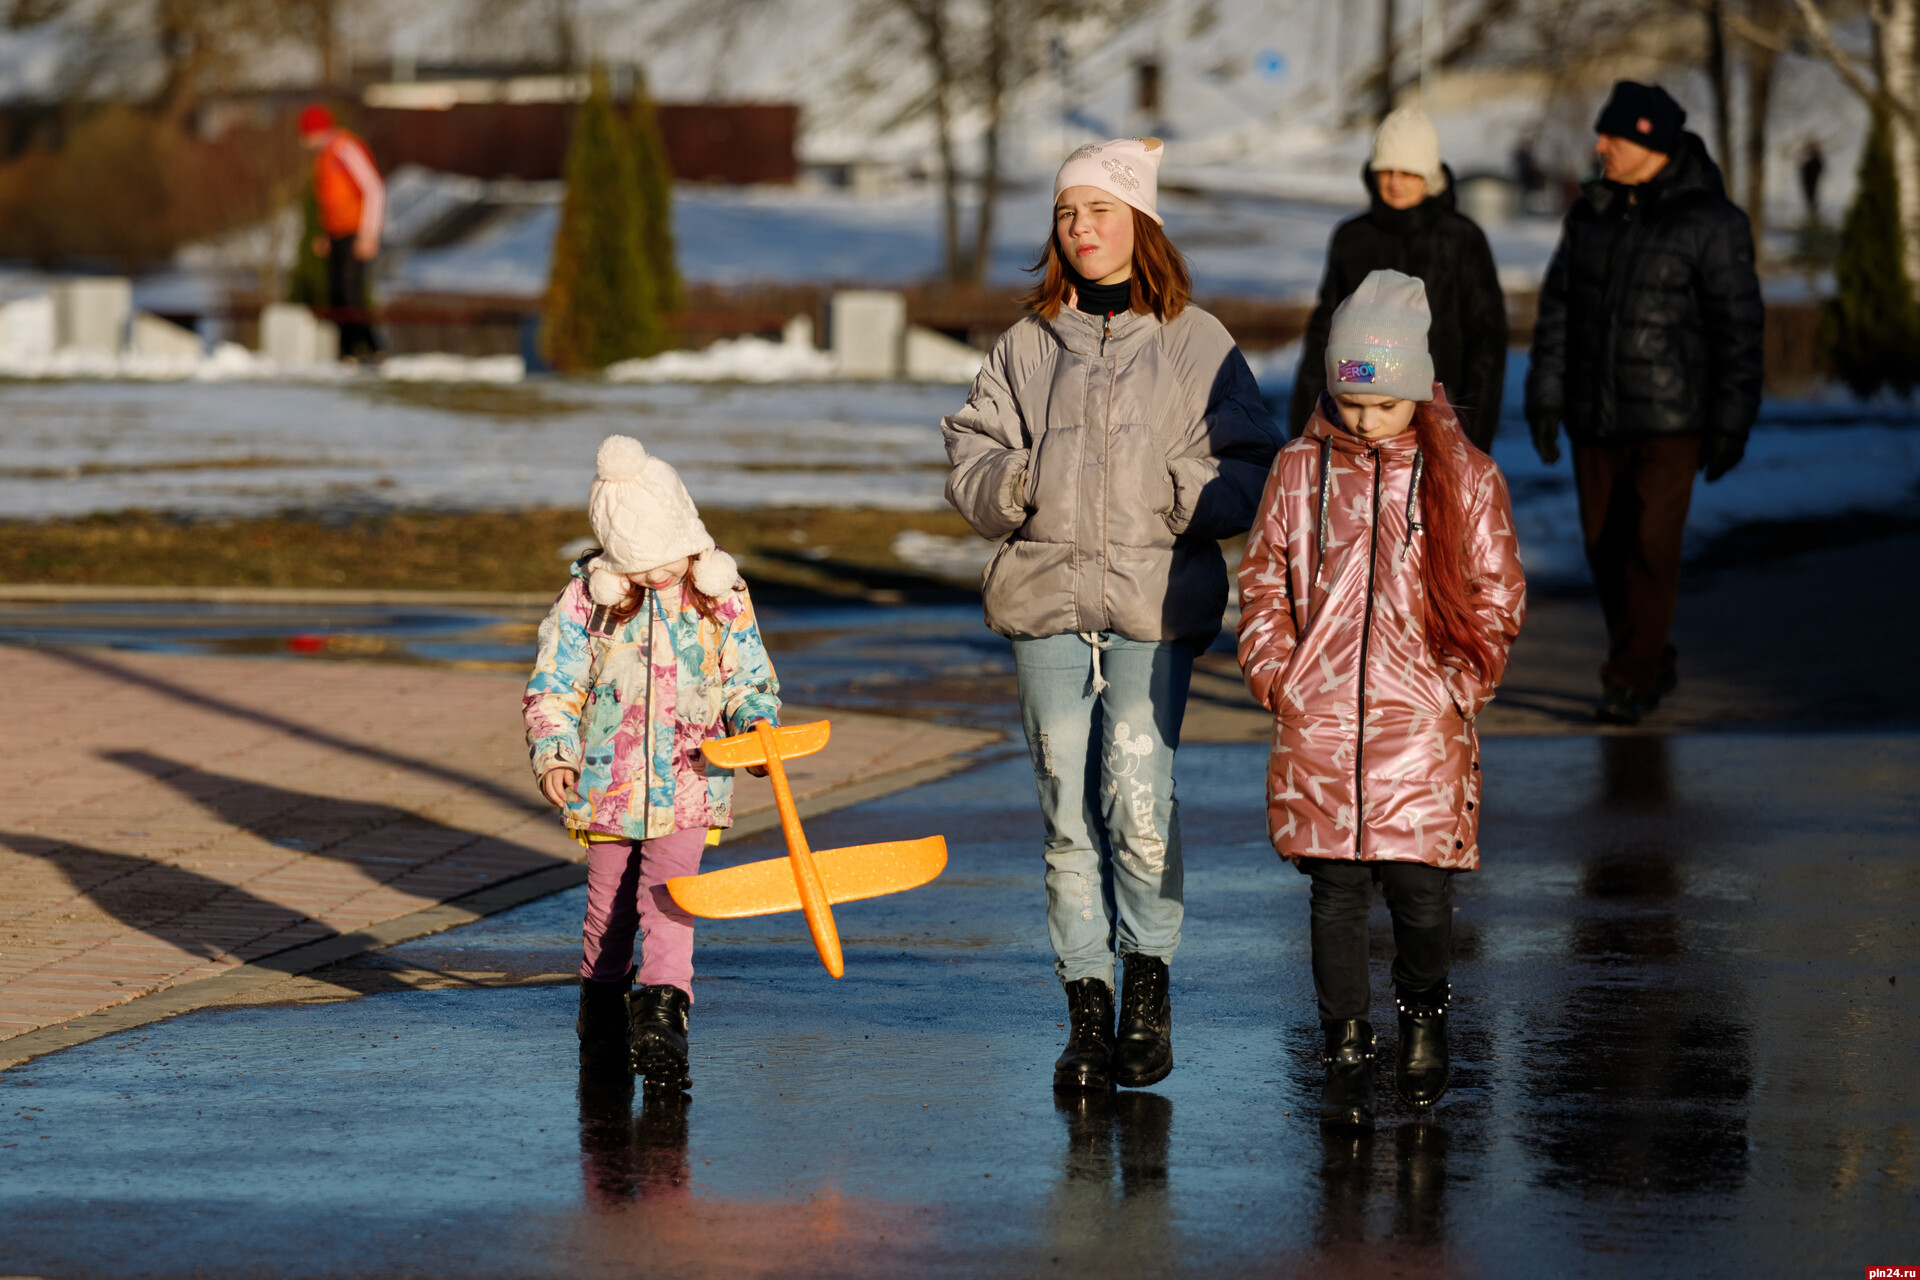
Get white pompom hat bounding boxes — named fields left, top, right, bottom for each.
left=585, top=435, right=740, bottom=607
left=1053, top=137, right=1165, bottom=225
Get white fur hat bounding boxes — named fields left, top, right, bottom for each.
left=585, top=435, right=740, bottom=607
left=1370, top=107, right=1449, bottom=195
left=1053, top=137, right=1165, bottom=225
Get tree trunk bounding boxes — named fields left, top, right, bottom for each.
left=1743, top=0, right=1778, bottom=248
left=966, top=0, right=1008, bottom=283
left=911, top=1, right=965, bottom=282
left=1886, top=0, right=1920, bottom=297
left=1378, top=0, right=1398, bottom=121
left=1706, top=0, right=1734, bottom=179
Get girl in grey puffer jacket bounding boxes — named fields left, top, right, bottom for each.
left=942, top=137, right=1282, bottom=1094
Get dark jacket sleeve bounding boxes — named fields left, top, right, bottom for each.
left=1289, top=229, right=1354, bottom=436
left=1455, top=221, right=1509, bottom=450
left=1168, top=344, right=1286, bottom=541
left=1524, top=225, right=1572, bottom=425
left=1697, top=206, right=1765, bottom=442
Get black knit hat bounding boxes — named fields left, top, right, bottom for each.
left=1594, top=81, right=1686, bottom=155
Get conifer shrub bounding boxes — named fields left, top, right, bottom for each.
left=543, top=71, right=659, bottom=371
left=1820, top=113, right=1920, bottom=397
left=629, top=70, right=683, bottom=321
left=285, top=184, right=328, bottom=307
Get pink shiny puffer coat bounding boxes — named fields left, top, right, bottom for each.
left=1236, top=390, right=1526, bottom=870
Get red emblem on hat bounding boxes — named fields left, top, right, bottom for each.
left=1636, top=117, right=1652, bottom=134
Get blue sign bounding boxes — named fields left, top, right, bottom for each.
left=1256, top=49, right=1288, bottom=81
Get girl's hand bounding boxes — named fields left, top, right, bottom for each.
left=540, top=768, right=578, bottom=808
left=740, top=720, right=771, bottom=777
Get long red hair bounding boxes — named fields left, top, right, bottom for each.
left=1411, top=402, right=1499, bottom=683
left=1022, top=206, right=1191, bottom=322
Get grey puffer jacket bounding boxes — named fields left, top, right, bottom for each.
left=943, top=304, right=1282, bottom=643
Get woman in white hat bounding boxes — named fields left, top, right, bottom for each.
left=942, top=138, right=1283, bottom=1094
left=1290, top=107, right=1509, bottom=451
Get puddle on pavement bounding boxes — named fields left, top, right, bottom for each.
left=1, top=736, right=1915, bottom=1278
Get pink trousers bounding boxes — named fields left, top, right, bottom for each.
left=580, top=827, right=707, bottom=996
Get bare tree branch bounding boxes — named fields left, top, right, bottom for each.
left=1789, top=0, right=1920, bottom=127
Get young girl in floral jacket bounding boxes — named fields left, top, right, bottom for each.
left=525, top=434, right=779, bottom=1092
left=1237, top=270, right=1525, bottom=1127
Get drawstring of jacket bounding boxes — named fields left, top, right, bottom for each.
left=1401, top=449, right=1426, bottom=561
left=1080, top=632, right=1112, bottom=694
left=1315, top=436, right=1334, bottom=584
left=1314, top=435, right=1428, bottom=572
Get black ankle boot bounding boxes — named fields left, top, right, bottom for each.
left=1395, top=983, right=1451, bottom=1107
left=1112, top=954, right=1172, bottom=1088
left=1054, top=977, right=1115, bottom=1093
left=576, top=975, right=632, bottom=1065
left=629, top=984, right=691, bottom=1092
left=1319, top=1019, right=1376, bottom=1129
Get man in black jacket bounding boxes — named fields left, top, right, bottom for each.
left=1292, top=107, right=1509, bottom=449
left=1527, top=81, right=1764, bottom=725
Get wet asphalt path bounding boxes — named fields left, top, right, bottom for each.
left=2, top=733, right=1916, bottom=1278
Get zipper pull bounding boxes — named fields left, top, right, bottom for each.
left=1101, top=310, right=1112, bottom=355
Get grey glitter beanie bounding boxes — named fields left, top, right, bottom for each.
left=1325, top=269, right=1435, bottom=403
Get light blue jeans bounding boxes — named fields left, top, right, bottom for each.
left=1012, top=632, right=1193, bottom=986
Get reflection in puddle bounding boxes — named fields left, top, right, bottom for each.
left=1523, top=732, right=1754, bottom=1196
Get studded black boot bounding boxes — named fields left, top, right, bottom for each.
left=1054, top=977, right=1115, bottom=1093
left=629, top=984, right=692, bottom=1092
left=1111, top=954, right=1173, bottom=1089
left=576, top=975, right=632, bottom=1066
left=1395, top=983, right=1451, bottom=1107
left=1319, top=1019, right=1376, bottom=1129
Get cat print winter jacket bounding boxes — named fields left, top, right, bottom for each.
left=524, top=556, right=780, bottom=840
left=1236, top=389, right=1525, bottom=870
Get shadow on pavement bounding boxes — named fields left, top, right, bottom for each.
left=4, top=749, right=565, bottom=973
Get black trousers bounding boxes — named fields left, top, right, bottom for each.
left=1299, top=859, right=1453, bottom=1024
left=326, top=236, right=380, bottom=359
left=1572, top=436, right=1701, bottom=699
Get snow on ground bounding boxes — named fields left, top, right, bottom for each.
left=390, top=182, right=1566, bottom=301
left=2, top=361, right=1914, bottom=588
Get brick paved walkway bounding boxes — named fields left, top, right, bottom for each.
left=0, top=646, right=995, bottom=1045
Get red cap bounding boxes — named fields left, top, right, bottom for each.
left=297, top=104, right=335, bottom=136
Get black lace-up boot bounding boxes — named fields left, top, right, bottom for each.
left=1054, top=977, right=1115, bottom=1093
left=576, top=975, right=632, bottom=1066
left=629, top=984, right=692, bottom=1092
left=1112, top=954, right=1173, bottom=1088
left=1319, top=1019, right=1376, bottom=1129
left=1395, top=983, right=1451, bottom=1107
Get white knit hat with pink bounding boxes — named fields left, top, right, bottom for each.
left=1052, top=137, right=1166, bottom=225
left=585, top=435, right=740, bottom=606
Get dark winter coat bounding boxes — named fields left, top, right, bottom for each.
left=1525, top=132, right=1764, bottom=445
left=1291, top=167, right=1509, bottom=450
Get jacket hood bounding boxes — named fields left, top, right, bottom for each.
left=1302, top=384, right=1462, bottom=457
left=1363, top=161, right=1458, bottom=231
left=1583, top=130, right=1725, bottom=215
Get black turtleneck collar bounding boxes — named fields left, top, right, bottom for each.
left=1070, top=269, right=1133, bottom=317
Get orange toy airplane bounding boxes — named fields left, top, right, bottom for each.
left=667, top=720, right=947, bottom=978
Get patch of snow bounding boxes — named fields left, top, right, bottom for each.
left=892, top=530, right=994, bottom=583
left=382, top=353, right=526, bottom=384
left=2, top=365, right=1915, bottom=596
left=606, top=326, right=835, bottom=384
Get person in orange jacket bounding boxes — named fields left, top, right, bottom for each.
left=298, top=104, right=385, bottom=359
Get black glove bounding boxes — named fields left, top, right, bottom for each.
left=1528, top=411, right=1562, bottom=466
left=1700, top=434, right=1745, bottom=482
